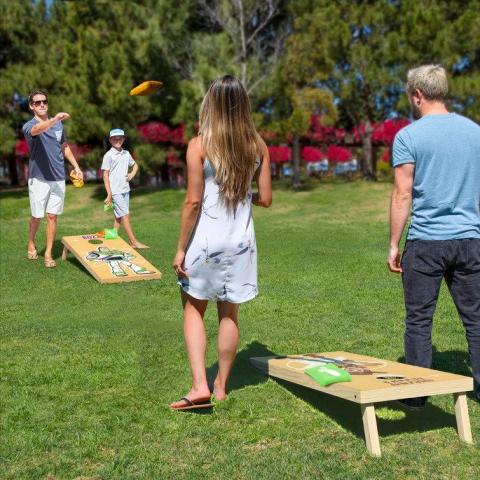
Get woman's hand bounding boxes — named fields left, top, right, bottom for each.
left=172, top=250, right=187, bottom=277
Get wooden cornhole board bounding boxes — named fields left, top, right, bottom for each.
left=250, top=352, right=474, bottom=457
left=61, top=235, right=162, bottom=284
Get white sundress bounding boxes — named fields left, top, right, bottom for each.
left=178, top=158, right=260, bottom=303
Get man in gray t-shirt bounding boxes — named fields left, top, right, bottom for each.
left=388, top=65, right=480, bottom=407
left=22, top=90, right=83, bottom=268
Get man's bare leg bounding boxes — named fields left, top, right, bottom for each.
left=28, top=216, right=41, bottom=254
left=45, top=213, right=57, bottom=262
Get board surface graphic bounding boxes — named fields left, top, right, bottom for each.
left=62, top=235, right=162, bottom=284
left=250, top=351, right=473, bottom=404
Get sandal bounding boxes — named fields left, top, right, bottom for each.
left=27, top=249, right=38, bottom=260
left=170, top=396, right=214, bottom=411
left=44, top=259, right=57, bottom=268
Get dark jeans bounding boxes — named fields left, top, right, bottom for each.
left=401, top=238, right=480, bottom=389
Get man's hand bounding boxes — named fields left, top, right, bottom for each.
left=387, top=245, right=403, bottom=273
left=74, top=167, right=83, bottom=179
left=104, top=194, right=112, bottom=206
left=53, top=112, right=70, bottom=124
left=126, top=172, right=135, bottom=182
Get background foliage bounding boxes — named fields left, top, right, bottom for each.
left=1, top=0, right=479, bottom=183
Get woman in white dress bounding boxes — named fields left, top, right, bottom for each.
left=170, top=76, right=272, bottom=410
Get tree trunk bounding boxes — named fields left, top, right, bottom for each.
left=237, top=0, right=247, bottom=87
left=361, top=120, right=376, bottom=181
left=292, top=135, right=301, bottom=188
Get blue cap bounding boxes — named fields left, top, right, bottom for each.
left=109, top=128, right=125, bottom=137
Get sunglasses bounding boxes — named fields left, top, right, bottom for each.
left=32, top=99, right=48, bottom=106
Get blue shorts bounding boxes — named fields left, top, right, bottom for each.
left=112, top=192, right=129, bottom=218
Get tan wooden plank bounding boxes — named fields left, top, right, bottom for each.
left=61, top=235, right=162, bottom=284
left=361, top=404, right=381, bottom=457
left=454, top=393, right=473, bottom=444
left=250, top=352, right=473, bottom=404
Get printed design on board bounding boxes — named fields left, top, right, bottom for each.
left=86, top=246, right=154, bottom=277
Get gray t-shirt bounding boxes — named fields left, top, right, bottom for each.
left=101, top=148, right=135, bottom=195
left=392, top=113, right=480, bottom=240
left=22, top=118, right=67, bottom=181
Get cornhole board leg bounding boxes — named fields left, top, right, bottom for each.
left=361, top=403, right=381, bottom=457
left=454, top=393, right=473, bottom=444
left=62, top=246, right=69, bottom=261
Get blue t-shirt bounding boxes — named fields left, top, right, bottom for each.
left=392, top=113, right=480, bottom=240
left=22, top=118, right=67, bottom=181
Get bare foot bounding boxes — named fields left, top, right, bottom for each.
left=212, top=380, right=228, bottom=401
left=131, top=241, right=150, bottom=249
left=170, top=385, right=211, bottom=409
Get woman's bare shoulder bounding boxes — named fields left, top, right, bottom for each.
left=188, top=136, right=202, bottom=152
left=186, top=136, right=204, bottom=163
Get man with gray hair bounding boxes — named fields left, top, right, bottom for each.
left=388, top=65, right=480, bottom=407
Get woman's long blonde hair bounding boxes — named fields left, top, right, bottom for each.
left=199, top=75, right=263, bottom=210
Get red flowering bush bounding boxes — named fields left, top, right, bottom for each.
left=354, top=119, right=409, bottom=145
left=15, top=139, right=90, bottom=159
left=268, top=145, right=291, bottom=163
left=138, top=122, right=186, bottom=146
left=381, top=148, right=391, bottom=163
left=301, top=146, right=324, bottom=163
left=327, top=145, right=352, bottom=163
left=14, top=139, right=29, bottom=157
left=307, top=115, right=346, bottom=143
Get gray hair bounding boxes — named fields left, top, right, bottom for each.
left=406, top=65, right=448, bottom=101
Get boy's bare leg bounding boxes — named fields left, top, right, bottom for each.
left=28, top=216, right=41, bottom=252
left=114, top=217, right=121, bottom=230
left=119, top=214, right=149, bottom=248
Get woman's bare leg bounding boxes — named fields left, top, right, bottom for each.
left=213, top=301, right=240, bottom=400
left=170, top=291, right=211, bottom=407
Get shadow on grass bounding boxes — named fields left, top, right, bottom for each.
left=275, top=379, right=456, bottom=440
left=206, top=341, right=276, bottom=393
left=0, top=187, right=27, bottom=199
left=397, top=346, right=472, bottom=378
left=38, top=239, right=92, bottom=278
left=244, top=346, right=459, bottom=441
left=398, top=346, right=476, bottom=399
left=38, top=239, right=65, bottom=259
left=175, top=342, right=274, bottom=416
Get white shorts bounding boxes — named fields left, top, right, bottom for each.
left=112, top=192, right=130, bottom=218
left=28, top=177, right=66, bottom=218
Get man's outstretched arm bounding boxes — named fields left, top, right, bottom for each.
left=31, top=112, right=70, bottom=136
left=388, top=163, right=414, bottom=273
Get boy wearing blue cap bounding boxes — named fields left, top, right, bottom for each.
left=101, top=129, right=149, bottom=249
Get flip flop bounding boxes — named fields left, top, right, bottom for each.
left=27, top=249, right=38, bottom=260
left=131, top=243, right=150, bottom=249
left=170, top=396, right=214, bottom=411
left=44, top=259, right=57, bottom=268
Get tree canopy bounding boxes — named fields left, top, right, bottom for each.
left=1, top=0, right=479, bottom=185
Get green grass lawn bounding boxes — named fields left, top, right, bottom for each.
left=1, top=182, right=478, bottom=479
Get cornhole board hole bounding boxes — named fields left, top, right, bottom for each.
left=61, top=235, right=162, bottom=284
left=250, top=351, right=473, bottom=457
